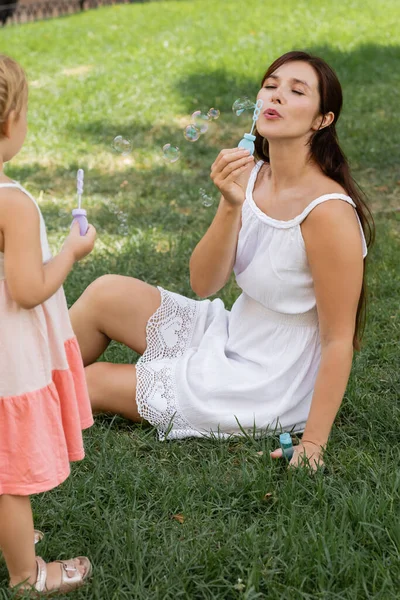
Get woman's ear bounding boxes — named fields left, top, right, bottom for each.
left=312, top=111, right=335, bottom=132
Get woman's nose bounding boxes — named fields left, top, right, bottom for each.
left=271, top=89, right=282, bottom=104
left=268, top=85, right=284, bottom=104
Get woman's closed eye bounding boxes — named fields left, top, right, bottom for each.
left=264, top=85, right=304, bottom=95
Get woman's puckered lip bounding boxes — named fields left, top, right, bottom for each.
left=264, top=108, right=282, bottom=117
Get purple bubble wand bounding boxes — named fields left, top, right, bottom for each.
left=71, top=168, right=88, bottom=236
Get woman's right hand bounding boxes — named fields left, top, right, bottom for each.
left=62, top=221, right=97, bottom=262
left=210, top=148, right=255, bottom=207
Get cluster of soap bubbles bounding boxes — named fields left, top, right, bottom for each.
left=183, top=108, right=220, bottom=143
left=112, top=99, right=252, bottom=160
left=107, top=200, right=129, bottom=236
left=111, top=98, right=255, bottom=210
left=162, top=107, right=220, bottom=163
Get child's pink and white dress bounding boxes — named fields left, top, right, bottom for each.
left=0, top=182, right=93, bottom=496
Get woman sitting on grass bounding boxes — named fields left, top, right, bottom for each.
left=70, top=51, right=374, bottom=470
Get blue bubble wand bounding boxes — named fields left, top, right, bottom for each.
left=237, top=99, right=263, bottom=155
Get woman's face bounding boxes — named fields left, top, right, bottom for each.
left=256, top=60, right=332, bottom=142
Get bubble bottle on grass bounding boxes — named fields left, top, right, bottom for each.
left=279, top=432, right=294, bottom=461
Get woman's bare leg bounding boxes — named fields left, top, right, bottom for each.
left=85, top=362, right=141, bottom=421
left=70, top=275, right=161, bottom=365
left=69, top=275, right=161, bottom=419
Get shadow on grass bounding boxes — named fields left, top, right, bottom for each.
left=10, top=43, right=400, bottom=216
left=6, top=42, right=400, bottom=295
left=8, top=159, right=222, bottom=239
left=6, top=43, right=399, bottom=335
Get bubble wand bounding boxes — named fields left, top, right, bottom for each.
left=237, top=99, right=263, bottom=155
left=71, top=168, right=88, bottom=236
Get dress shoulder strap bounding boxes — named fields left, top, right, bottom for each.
left=299, top=193, right=368, bottom=258
left=245, top=160, right=263, bottom=199
left=0, top=181, right=39, bottom=206
left=0, top=181, right=53, bottom=262
left=298, top=193, right=356, bottom=220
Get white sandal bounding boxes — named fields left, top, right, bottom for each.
left=34, top=530, right=44, bottom=545
left=12, top=555, right=92, bottom=596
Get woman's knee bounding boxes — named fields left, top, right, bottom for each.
left=84, top=274, right=123, bottom=303
left=74, top=275, right=160, bottom=355
left=82, top=275, right=140, bottom=314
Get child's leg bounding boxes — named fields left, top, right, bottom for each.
left=0, top=494, right=37, bottom=587
left=0, top=494, right=89, bottom=592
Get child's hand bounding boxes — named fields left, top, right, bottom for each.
left=270, top=440, right=324, bottom=472
left=63, top=221, right=97, bottom=262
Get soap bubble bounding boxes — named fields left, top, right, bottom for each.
left=162, top=143, right=180, bottom=163
left=184, top=124, right=201, bottom=142
left=191, top=110, right=209, bottom=134
left=107, top=201, right=130, bottom=236
left=112, top=135, right=132, bottom=155
left=200, top=188, right=214, bottom=208
left=232, top=97, right=255, bottom=116
left=207, top=107, right=220, bottom=120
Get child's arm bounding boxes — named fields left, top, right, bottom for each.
left=1, top=189, right=96, bottom=310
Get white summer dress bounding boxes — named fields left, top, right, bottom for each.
left=136, top=161, right=368, bottom=440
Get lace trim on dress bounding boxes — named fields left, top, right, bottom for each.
left=136, top=287, right=200, bottom=440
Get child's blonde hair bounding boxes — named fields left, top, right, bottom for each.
left=0, top=54, right=28, bottom=137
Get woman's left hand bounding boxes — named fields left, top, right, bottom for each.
left=270, top=440, right=324, bottom=472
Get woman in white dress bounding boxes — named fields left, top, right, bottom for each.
left=70, top=51, right=374, bottom=469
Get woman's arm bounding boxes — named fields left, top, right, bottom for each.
left=1, top=189, right=96, bottom=310
left=190, top=148, right=254, bottom=298
left=301, top=200, right=364, bottom=448
left=272, top=199, right=364, bottom=469
left=189, top=197, right=242, bottom=298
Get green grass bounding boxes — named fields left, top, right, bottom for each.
left=1, top=0, right=400, bottom=598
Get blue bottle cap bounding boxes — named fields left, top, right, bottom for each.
left=279, top=433, right=294, bottom=460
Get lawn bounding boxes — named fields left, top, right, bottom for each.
left=1, top=0, right=400, bottom=598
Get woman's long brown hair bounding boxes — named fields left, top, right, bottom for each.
left=254, top=51, right=375, bottom=350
